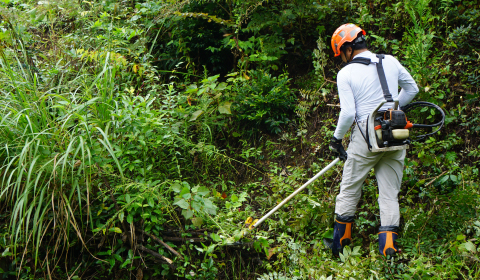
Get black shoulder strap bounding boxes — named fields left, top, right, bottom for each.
left=345, top=55, right=394, bottom=103
left=346, top=57, right=371, bottom=66
left=375, top=54, right=393, bottom=102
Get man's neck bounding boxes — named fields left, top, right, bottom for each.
left=351, top=49, right=368, bottom=60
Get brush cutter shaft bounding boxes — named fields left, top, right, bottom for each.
left=252, top=158, right=341, bottom=229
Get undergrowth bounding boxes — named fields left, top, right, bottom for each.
left=0, top=0, right=479, bottom=279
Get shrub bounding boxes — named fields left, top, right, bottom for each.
left=232, top=70, right=295, bottom=134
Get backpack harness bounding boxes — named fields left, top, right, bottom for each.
left=346, top=54, right=445, bottom=151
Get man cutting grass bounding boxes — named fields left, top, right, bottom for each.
left=328, top=23, right=419, bottom=257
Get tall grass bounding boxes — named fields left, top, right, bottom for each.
left=0, top=23, right=121, bottom=268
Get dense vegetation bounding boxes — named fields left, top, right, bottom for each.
left=0, top=0, right=479, bottom=279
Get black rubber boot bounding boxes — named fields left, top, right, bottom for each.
left=331, top=215, right=355, bottom=256
left=378, top=226, right=399, bottom=256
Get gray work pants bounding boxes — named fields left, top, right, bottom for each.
left=334, top=121, right=405, bottom=227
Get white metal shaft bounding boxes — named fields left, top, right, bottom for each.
left=252, top=158, right=341, bottom=229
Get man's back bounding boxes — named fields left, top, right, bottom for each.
left=334, top=51, right=418, bottom=139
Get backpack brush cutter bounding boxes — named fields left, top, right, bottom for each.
left=362, top=99, right=445, bottom=152
left=350, top=54, right=445, bottom=152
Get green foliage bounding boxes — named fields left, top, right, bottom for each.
left=403, top=0, right=437, bottom=88
left=171, top=181, right=217, bottom=227
left=233, top=70, right=295, bottom=134
left=0, top=0, right=479, bottom=279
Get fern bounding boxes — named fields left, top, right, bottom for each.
left=313, top=37, right=328, bottom=82
left=295, top=89, right=324, bottom=130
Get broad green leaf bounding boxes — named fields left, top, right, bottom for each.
left=208, top=82, right=218, bottom=90
left=193, top=194, right=203, bottom=202
left=203, top=198, right=216, bottom=210
left=459, top=241, right=476, bottom=253
left=463, top=241, right=476, bottom=252
left=190, top=110, right=204, bottom=121
left=438, top=175, right=449, bottom=185
left=230, top=194, right=238, bottom=202
left=450, top=174, right=458, bottom=183
left=114, top=254, right=123, bottom=262
left=197, top=87, right=207, bottom=96
left=125, top=194, right=131, bottom=204
left=127, top=214, right=134, bottom=224
left=179, top=186, right=191, bottom=197
left=174, top=199, right=189, bottom=210
left=322, top=228, right=334, bottom=239
left=185, top=84, right=198, bottom=94
left=352, top=246, right=361, bottom=256
left=204, top=207, right=217, bottom=215
left=197, top=186, right=210, bottom=196
left=205, top=74, right=220, bottom=82
left=344, top=245, right=351, bottom=256
left=118, top=211, right=124, bottom=223
left=218, top=101, right=232, bottom=114
left=182, top=209, right=194, bottom=219
left=192, top=217, right=203, bottom=227
left=191, top=200, right=202, bottom=212
left=171, top=182, right=182, bottom=193
left=238, top=192, right=248, bottom=202
left=216, top=82, right=228, bottom=91
left=147, top=197, right=154, bottom=208
left=120, top=259, right=132, bottom=269
left=210, top=233, right=221, bottom=242
left=203, top=200, right=217, bottom=215
left=2, top=248, right=12, bottom=257
left=109, top=227, right=122, bottom=234
left=206, top=244, right=216, bottom=254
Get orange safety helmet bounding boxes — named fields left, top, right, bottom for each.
left=331, top=23, right=366, bottom=57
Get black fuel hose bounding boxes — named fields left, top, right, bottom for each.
left=402, top=101, right=445, bottom=141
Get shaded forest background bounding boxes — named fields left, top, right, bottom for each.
left=0, top=0, right=479, bottom=279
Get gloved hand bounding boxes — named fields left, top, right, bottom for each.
left=329, top=136, right=347, bottom=161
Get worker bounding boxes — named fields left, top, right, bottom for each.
left=328, top=23, right=419, bottom=257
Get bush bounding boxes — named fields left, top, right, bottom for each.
left=233, top=70, right=295, bottom=134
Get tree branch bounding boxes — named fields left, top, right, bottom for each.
left=137, top=230, right=184, bottom=260
left=137, top=245, right=175, bottom=269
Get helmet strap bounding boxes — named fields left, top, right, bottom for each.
left=348, top=44, right=355, bottom=62
left=347, top=35, right=365, bottom=62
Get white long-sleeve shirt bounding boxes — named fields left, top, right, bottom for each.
left=333, top=51, right=419, bottom=139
